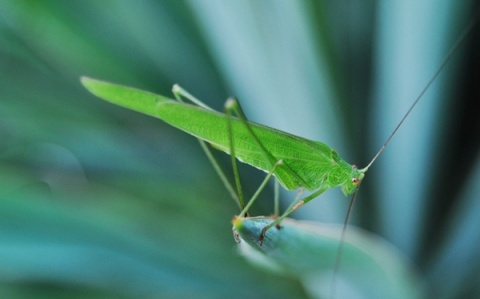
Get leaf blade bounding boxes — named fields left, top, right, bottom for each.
left=234, top=217, right=424, bottom=299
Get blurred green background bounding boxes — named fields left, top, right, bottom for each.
left=1, top=1, right=479, bottom=298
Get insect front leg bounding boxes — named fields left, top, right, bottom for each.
left=271, top=187, right=304, bottom=229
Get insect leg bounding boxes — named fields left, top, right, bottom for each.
left=225, top=99, right=246, bottom=210
left=171, top=85, right=242, bottom=209
left=225, top=98, right=314, bottom=218
left=224, top=98, right=280, bottom=170
left=238, top=160, right=284, bottom=217
left=227, top=96, right=311, bottom=217
left=225, top=98, right=311, bottom=189
left=172, top=84, right=212, bottom=110
left=273, top=180, right=280, bottom=217
left=259, top=185, right=328, bottom=244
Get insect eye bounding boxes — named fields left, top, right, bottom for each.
left=352, top=164, right=358, bottom=169
left=352, top=177, right=359, bottom=184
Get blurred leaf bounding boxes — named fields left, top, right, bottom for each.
left=0, top=1, right=479, bottom=298
left=235, top=217, right=423, bottom=299
left=0, top=170, right=309, bottom=298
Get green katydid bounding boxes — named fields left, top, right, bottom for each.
left=80, top=8, right=478, bottom=245
left=81, top=77, right=366, bottom=235
left=80, top=10, right=478, bottom=299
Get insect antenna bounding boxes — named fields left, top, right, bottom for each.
left=363, top=10, right=480, bottom=172
left=329, top=184, right=362, bottom=299
left=332, top=9, right=480, bottom=299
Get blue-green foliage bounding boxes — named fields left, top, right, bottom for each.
left=0, top=1, right=478, bottom=298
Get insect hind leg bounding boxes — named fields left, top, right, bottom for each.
left=171, top=85, right=243, bottom=209
left=225, top=97, right=284, bottom=215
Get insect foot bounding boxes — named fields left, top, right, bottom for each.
left=259, top=223, right=282, bottom=246
left=232, top=225, right=241, bottom=243
left=259, top=227, right=267, bottom=246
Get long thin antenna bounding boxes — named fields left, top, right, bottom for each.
left=365, top=12, right=479, bottom=170
left=332, top=10, right=480, bottom=299
left=329, top=185, right=361, bottom=299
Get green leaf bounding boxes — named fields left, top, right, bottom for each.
left=234, top=217, right=424, bottom=299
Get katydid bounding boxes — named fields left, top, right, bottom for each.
left=82, top=17, right=457, bottom=228
left=81, top=77, right=366, bottom=226
left=80, top=9, right=478, bottom=299
left=80, top=6, right=478, bottom=243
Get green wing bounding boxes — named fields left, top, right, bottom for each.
left=81, top=77, right=340, bottom=191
